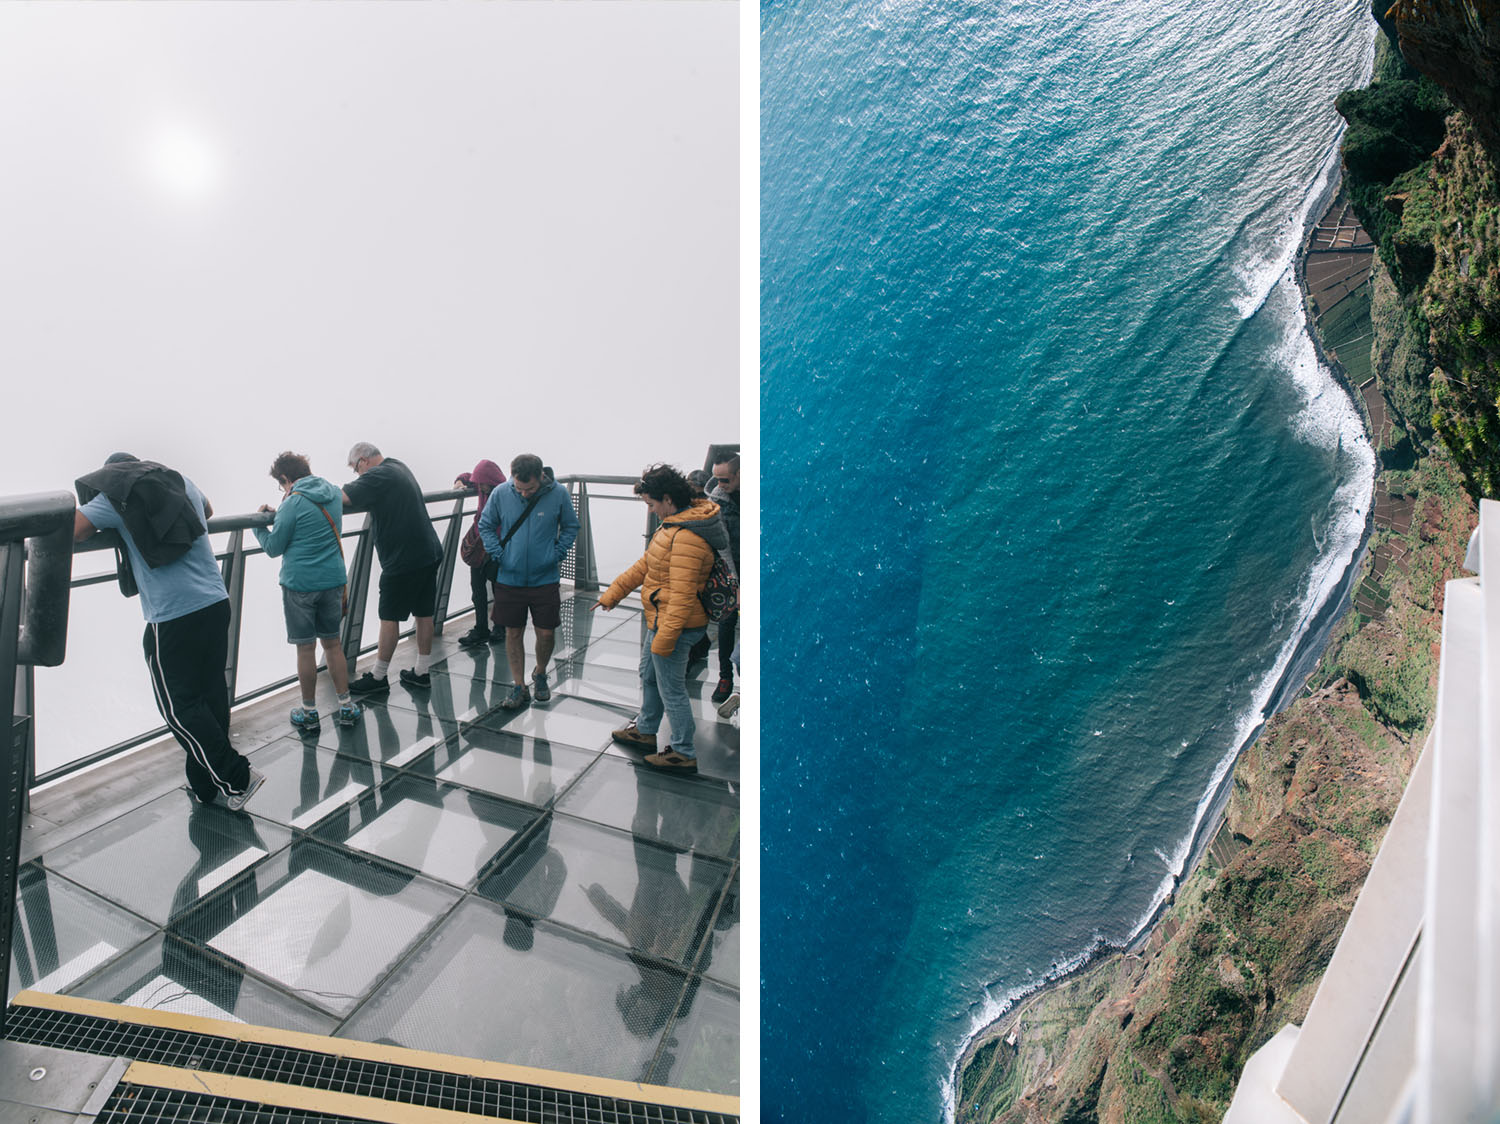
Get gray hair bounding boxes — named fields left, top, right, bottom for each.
left=347, top=441, right=380, bottom=467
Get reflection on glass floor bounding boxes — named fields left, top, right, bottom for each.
left=11, top=593, right=740, bottom=1095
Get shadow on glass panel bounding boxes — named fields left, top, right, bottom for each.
left=633, top=766, right=738, bottom=859
left=71, top=932, right=337, bottom=1033
left=9, top=864, right=156, bottom=1000
left=170, top=804, right=271, bottom=926
left=487, top=813, right=567, bottom=952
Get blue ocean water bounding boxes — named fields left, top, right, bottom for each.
left=761, top=2, right=1378, bottom=1121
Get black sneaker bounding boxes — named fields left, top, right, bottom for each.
left=458, top=628, right=491, bottom=649
left=711, top=677, right=733, bottom=704
left=349, top=672, right=390, bottom=697
left=399, top=668, right=431, bottom=689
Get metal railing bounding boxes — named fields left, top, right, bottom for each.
left=0, top=490, right=77, bottom=1033
left=27, top=474, right=645, bottom=791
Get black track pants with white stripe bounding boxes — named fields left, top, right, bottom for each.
left=142, top=598, right=251, bottom=802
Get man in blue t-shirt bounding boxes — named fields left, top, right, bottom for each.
left=74, top=454, right=262, bottom=810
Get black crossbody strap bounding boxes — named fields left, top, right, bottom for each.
left=499, top=490, right=546, bottom=550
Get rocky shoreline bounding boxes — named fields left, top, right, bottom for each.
left=951, top=173, right=1476, bottom=1124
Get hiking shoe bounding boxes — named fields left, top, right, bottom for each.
left=643, top=749, right=698, bottom=772
left=290, top=706, right=320, bottom=731
left=717, top=691, right=740, bottom=719
left=336, top=701, right=362, bottom=727
left=532, top=671, right=551, bottom=702
left=611, top=722, right=657, bottom=750
left=349, top=672, right=389, bottom=697
left=711, top=677, right=733, bottom=704
left=226, top=769, right=266, bottom=812
left=500, top=683, right=531, bottom=710
left=458, top=627, right=491, bottom=649
left=399, top=668, right=432, bottom=689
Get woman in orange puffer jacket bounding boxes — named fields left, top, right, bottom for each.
left=594, top=463, right=732, bottom=772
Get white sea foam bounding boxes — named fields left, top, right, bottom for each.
left=1230, top=140, right=1342, bottom=321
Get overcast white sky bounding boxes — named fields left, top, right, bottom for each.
left=0, top=0, right=739, bottom=513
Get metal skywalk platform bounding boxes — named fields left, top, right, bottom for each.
left=7, top=598, right=739, bottom=1110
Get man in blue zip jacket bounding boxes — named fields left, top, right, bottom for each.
left=478, top=453, right=579, bottom=709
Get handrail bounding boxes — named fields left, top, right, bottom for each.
left=32, top=476, right=638, bottom=788
left=0, top=490, right=79, bottom=1035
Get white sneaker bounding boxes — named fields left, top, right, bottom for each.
left=716, top=691, right=739, bottom=719
left=226, top=768, right=266, bottom=812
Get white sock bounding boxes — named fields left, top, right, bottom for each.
left=416, top=652, right=431, bottom=675
left=373, top=658, right=390, bottom=679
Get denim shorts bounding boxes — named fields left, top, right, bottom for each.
left=283, top=586, right=343, bottom=644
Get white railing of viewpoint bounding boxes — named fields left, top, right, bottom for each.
left=1225, top=498, right=1500, bottom=1124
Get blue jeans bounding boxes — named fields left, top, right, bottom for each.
left=637, top=626, right=706, bottom=758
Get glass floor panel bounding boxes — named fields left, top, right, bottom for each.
left=556, top=755, right=739, bottom=860
left=473, top=695, right=634, bottom=754
left=173, top=838, right=461, bottom=1017
left=652, top=975, right=739, bottom=1095
left=69, top=931, right=338, bottom=1033
left=558, top=662, right=728, bottom=726
left=293, top=700, right=460, bottom=768
left=311, top=774, right=538, bottom=889
left=339, top=897, right=703, bottom=1088
left=478, top=814, right=732, bottom=966
left=43, top=791, right=292, bottom=926
left=244, top=737, right=401, bottom=831
left=382, top=670, right=506, bottom=724
left=697, top=875, right=739, bottom=988
left=407, top=726, right=600, bottom=809
left=423, top=643, right=517, bottom=688
left=565, top=637, right=644, bottom=673
left=9, top=863, right=156, bottom=1001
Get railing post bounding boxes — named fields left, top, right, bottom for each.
left=342, top=515, right=376, bottom=673
left=432, top=495, right=467, bottom=633
left=219, top=529, right=248, bottom=703
left=574, top=481, right=599, bottom=592
left=0, top=543, right=28, bottom=1036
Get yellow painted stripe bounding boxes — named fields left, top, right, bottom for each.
left=15, top=990, right=737, bottom=1116
left=124, top=1060, right=511, bottom=1123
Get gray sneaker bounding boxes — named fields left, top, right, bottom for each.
left=226, top=768, right=266, bottom=812
left=500, top=683, right=531, bottom=710
left=532, top=671, right=551, bottom=702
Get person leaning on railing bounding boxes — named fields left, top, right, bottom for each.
left=593, top=463, right=732, bottom=773
left=72, top=453, right=265, bottom=810
left=341, top=442, right=444, bottom=694
left=254, top=451, right=360, bottom=732
left=452, top=458, right=506, bottom=649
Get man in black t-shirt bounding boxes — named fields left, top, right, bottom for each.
left=341, top=442, right=444, bottom=694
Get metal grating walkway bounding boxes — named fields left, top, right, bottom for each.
left=8, top=993, right=737, bottom=1123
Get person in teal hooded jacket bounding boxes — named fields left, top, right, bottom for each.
left=255, top=451, right=360, bottom=730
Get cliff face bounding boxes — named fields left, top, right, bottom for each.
left=1388, top=0, right=1500, bottom=160
left=1342, top=1, right=1500, bottom=497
